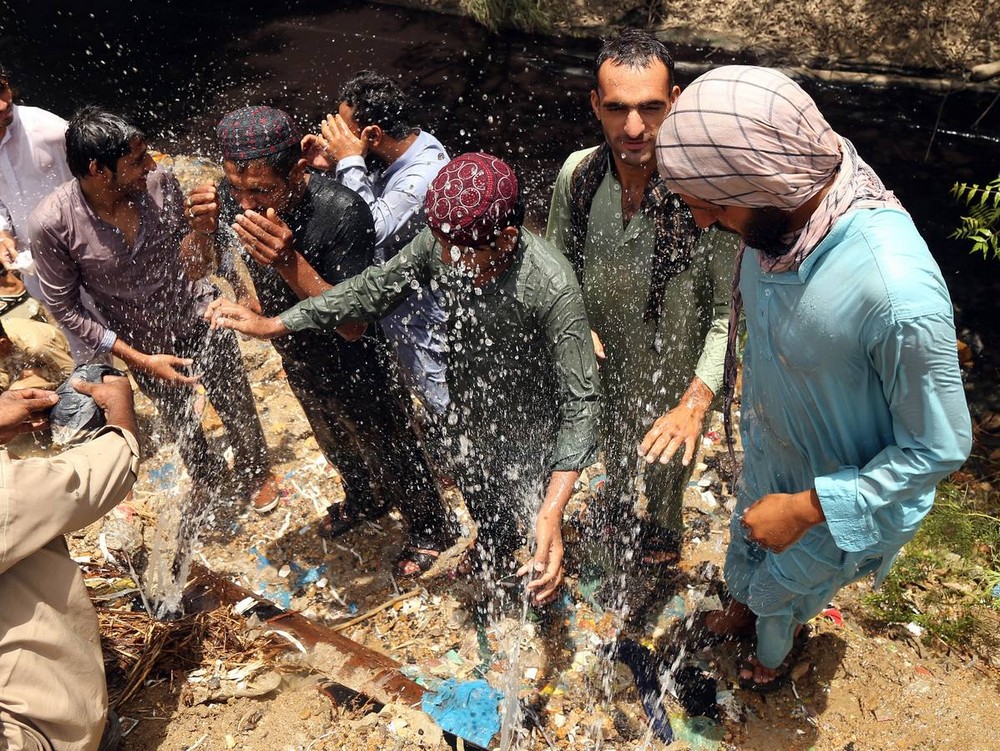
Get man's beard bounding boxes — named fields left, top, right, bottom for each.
left=745, top=206, right=793, bottom=259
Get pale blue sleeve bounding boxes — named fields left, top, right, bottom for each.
left=814, top=312, right=971, bottom=551
left=336, top=156, right=430, bottom=248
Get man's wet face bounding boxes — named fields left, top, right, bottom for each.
left=591, top=59, right=677, bottom=170
left=112, top=139, right=155, bottom=197
left=222, top=160, right=295, bottom=214
left=744, top=207, right=793, bottom=259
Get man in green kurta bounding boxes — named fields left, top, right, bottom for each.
left=546, top=29, right=738, bottom=562
left=207, top=153, right=600, bottom=606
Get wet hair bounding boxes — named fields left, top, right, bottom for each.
left=229, top=144, right=301, bottom=180
left=338, top=70, right=410, bottom=140
left=594, top=29, right=675, bottom=87
left=65, top=106, right=145, bottom=178
left=0, top=60, right=9, bottom=81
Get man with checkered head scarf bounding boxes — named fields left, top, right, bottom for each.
left=207, top=152, right=601, bottom=609
left=651, top=66, right=971, bottom=690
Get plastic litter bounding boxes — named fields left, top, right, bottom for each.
left=50, top=364, right=126, bottom=447
left=421, top=678, right=503, bottom=748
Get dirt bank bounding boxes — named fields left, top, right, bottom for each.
left=400, top=0, right=1000, bottom=78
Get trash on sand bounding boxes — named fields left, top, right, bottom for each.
left=669, top=713, right=724, bottom=750
left=819, top=605, right=844, bottom=626
left=421, top=678, right=503, bottom=748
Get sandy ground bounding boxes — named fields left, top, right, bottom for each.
left=55, top=324, right=1000, bottom=751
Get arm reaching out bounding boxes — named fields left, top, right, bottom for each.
left=205, top=297, right=290, bottom=339
left=638, top=376, right=714, bottom=467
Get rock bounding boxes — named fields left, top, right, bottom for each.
left=790, top=661, right=811, bottom=682
left=376, top=704, right=444, bottom=747
left=970, top=61, right=1000, bottom=81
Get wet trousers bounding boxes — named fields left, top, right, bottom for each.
left=725, top=513, right=885, bottom=668
left=283, top=352, right=453, bottom=547
left=131, top=322, right=269, bottom=494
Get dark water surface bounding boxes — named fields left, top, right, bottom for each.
left=3, top=0, right=999, bottom=406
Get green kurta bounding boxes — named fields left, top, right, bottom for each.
left=280, top=227, right=601, bottom=560
left=546, top=146, right=738, bottom=531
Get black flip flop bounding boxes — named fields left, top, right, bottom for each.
left=318, top=504, right=363, bottom=539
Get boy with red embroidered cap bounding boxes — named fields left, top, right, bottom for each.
left=206, top=152, right=601, bottom=606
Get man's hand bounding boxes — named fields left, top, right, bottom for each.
left=590, top=329, right=606, bottom=361
left=336, top=322, right=368, bottom=342
left=518, top=510, right=565, bottom=605
left=741, top=489, right=825, bottom=553
left=301, top=133, right=335, bottom=171
left=320, top=113, right=372, bottom=162
left=639, top=377, right=713, bottom=467
left=0, top=230, right=17, bottom=271
left=185, top=184, right=219, bottom=236
left=137, top=354, right=199, bottom=385
left=205, top=297, right=289, bottom=339
left=234, top=209, right=295, bottom=267
left=73, top=375, right=138, bottom=438
left=0, top=388, right=59, bottom=443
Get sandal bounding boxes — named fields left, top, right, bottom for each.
left=639, top=523, right=683, bottom=566
left=736, top=625, right=810, bottom=694
left=394, top=541, right=443, bottom=578
left=318, top=504, right=363, bottom=539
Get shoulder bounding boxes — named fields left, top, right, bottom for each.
left=16, top=105, right=68, bottom=139
left=520, top=229, right=582, bottom=292
left=831, top=208, right=953, bottom=322
left=309, top=173, right=373, bottom=220
left=28, top=181, right=75, bottom=234
left=554, top=146, right=600, bottom=185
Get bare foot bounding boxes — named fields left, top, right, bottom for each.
left=739, top=655, right=781, bottom=685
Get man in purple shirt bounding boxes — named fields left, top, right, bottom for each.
left=29, top=107, right=280, bottom=513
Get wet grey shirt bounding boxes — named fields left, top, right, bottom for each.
left=29, top=169, right=214, bottom=356
left=280, top=227, right=601, bottom=472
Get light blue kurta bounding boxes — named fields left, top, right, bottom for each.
left=335, top=131, right=451, bottom=415
left=728, top=207, right=971, bottom=668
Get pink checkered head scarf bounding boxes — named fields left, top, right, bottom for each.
left=656, top=65, right=902, bottom=272
left=425, top=152, right=519, bottom=247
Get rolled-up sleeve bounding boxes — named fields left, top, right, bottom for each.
left=29, top=217, right=117, bottom=354
left=0, top=427, right=139, bottom=574
left=814, top=312, right=971, bottom=552
left=543, top=286, right=601, bottom=471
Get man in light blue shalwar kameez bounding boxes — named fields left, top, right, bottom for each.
left=650, top=66, right=972, bottom=689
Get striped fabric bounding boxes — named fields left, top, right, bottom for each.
left=655, top=65, right=840, bottom=212
left=655, top=65, right=905, bottom=462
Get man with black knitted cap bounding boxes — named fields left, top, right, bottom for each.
left=206, top=152, right=601, bottom=607
left=189, top=105, right=455, bottom=576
